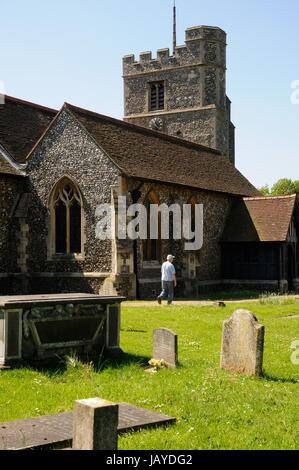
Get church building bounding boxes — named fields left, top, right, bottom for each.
left=0, top=24, right=298, bottom=298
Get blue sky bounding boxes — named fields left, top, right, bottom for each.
left=1, top=0, right=298, bottom=188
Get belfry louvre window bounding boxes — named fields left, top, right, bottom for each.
left=52, top=179, right=82, bottom=255
left=149, top=81, right=165, bottom=111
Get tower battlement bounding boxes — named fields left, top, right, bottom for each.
left=123, top=25, right=235, bottom=165
left=185, top=26, right=226, bottom=42
left=123, top=26, right=226, bottom=76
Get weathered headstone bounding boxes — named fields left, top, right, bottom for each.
left=72, top=398, right=118, bottom=450
left=220, top=309, right=265, bottom=376
left=153, top=328, right=178, bottom=368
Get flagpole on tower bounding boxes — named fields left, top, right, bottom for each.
left=173, top=0, right=177, bottom=54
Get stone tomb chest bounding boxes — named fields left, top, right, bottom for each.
left=0, top=294, right=125, bottom=366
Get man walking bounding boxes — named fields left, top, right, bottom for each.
left=157, top=255, right=177, bottom=305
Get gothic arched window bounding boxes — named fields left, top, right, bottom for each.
left=50, top=178, right=83, bottom=256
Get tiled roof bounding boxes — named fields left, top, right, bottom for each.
left=222, top=195, right=297, bottom=242
left=0, top=96, right=57, bottom=163
left=64, top=103, right=259, bottom=197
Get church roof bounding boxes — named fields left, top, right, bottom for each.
left=222, top=194, right=298, bottom=242
left=0, top=96, right=57, bottom=163
left=64, top=103, right=259, bottom=198
left=0, top=151, right=24, bottom=177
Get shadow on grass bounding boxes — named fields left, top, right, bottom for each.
left=262, top=371, right=299, bottom=384
left=13, top=359, right=68, bottom=378
left=96, top=351, right=151, bottom=372
left=11, top=351, right=151, bottom=377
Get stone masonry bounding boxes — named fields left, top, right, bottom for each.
left=23, top=108, right=234, bottom=299
left=25, top=109, right=121, bottom=295
left=126, top=179, right=232, bottom=298
left=0, top=175, right=25, bottom=294
left=123, top=26, right=235, bottom=164
left=72, top=398, right=119, bottom=450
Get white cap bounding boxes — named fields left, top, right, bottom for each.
left=167, top=254, right=175, bottom=262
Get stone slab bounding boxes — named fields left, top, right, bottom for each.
left=0, top=293, right=126, bottom=309
left=0, top=403, right=176, bottom=450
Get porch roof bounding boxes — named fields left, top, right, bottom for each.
left=223, top=194, right=298, bottom=242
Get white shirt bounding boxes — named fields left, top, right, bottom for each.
left=161, top=262, right=176, bottom=282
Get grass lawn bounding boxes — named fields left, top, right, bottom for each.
left=0, top=299, right=299, bottom=450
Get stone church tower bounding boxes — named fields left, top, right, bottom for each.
left=123, top=25, right=235, bottom=165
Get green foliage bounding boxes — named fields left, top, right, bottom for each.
left=271, top=179, right=296, bottom=196
left=259, top=185, right=271, bottom=196
left=0, top=301, right=299, bottom=450
left=259, top=178, right=299, bottom=196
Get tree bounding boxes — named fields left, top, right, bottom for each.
left=259, top=179, right=299, bottom=196
left=271, top=179, right=296, bottom=196
left=259, top=185, right=271, bottom=196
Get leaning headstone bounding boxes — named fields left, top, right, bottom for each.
left=153, top=328, right=178, bottom=368
left=220, top=309, right=265, bottom=376
left=72, top=398, right=118, bottom=450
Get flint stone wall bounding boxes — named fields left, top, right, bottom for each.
left=25, top=109, right=120, bottom=294
left=123, top=26, right=234, bottom=163
left=126, top=179, right=232, bottom=299
left=0, top=175, right=24, bottom=294
left=0, top=110, right=234, bottom=298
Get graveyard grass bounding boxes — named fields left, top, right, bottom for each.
left=1, top=299, right=299, bottom=450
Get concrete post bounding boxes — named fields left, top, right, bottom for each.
left=72, top=398, right=118, bottom=450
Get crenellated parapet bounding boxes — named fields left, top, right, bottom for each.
left=123, top=24, right=235, bottom=164
left=185, top=26, right=226, bottom=43
left=123, top=26, right=226, bottom=76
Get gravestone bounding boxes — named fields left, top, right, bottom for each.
left=72, top=398, right=118, bottom=450
left=221, top=309, right=265, bottom=376
left=153, top=328, right=178, bottom=368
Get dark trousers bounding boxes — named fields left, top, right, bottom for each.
left=158, top=281, right=174, bottom=304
